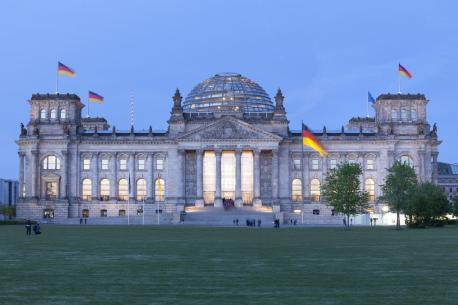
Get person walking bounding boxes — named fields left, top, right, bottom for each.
left=25, top=220, right=32, bottom=235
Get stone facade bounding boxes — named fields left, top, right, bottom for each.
left=16, top=75, right=441, bottom=224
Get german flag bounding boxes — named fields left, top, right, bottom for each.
left=88, top=91, right=104, bottom=103
left=57, top=62, right=75, bottom=77
left=302, top=123, right=327, bottom=157
left=399, top=64, right=412, bottom=78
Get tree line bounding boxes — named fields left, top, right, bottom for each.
left=322, top=161, right=458, bottom=229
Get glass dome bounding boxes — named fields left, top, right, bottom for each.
left=183, top=73, right=274, bottom=113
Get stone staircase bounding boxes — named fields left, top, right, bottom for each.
left=183, top=206, right=275, bottom=226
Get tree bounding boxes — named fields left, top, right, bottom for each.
left=452, top=196, right=458, bottom=218
left=380, top=161, right=417, bottom=229
left=1, top=205, right=16, bottom=220
left=405, top=182, right=450, bottom=227
left=322, top=163, right=369, bottom=228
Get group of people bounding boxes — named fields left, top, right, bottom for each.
left=79, top=218, right=88, bottom=224
left=245, top=218, right=261, bottom=227
left=222, top=198, right=235, bottom=210
left=25, top=220, right=41, bottom=235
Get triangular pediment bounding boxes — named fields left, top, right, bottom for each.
left=177, top=116, right=282, bottom=142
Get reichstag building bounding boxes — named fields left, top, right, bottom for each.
left=16, top=73, right=440, bottom=224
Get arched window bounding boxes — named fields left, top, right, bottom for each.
left=82, top=179, right=92, bottom=200
left=155, top=178, right=165, bottom=202
left=400, top=155, right=413, bottom=167
left=401, top=108, right=408, bottom=121
left=411, top=109, right=417, bottom=121
left=365, top=178, right=375, bottom=202
left=118, top=179, right=129, bottom=201
left=42, top=155, right=61, bottom=170
left=40, top=109, right=47, bottom=119
left=100, top=179, right=110, bottom=201
left=50, top=109, right=57, bottom=119
left=391, top=109, right=397, bottom=120
left=310, top=179, right=321, bottom=202
left=60, top=109, right=66, bottom=119
left=291, top=179, right=302, bottom=202
left=136, top=178, right=147, bottom=201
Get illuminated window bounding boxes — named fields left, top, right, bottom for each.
left=365, top=178, right=375, bottom=202
left=45, top=182, right=58, bottom=200
left=119, top=159, right=127, bottom=170
left=292, top=179, right=302, bottom=202
left=83, top=158, right=91, bottom=170
left=366, top=159, right=374, bottom=170
left=221, top=151, right=235, bottom=200
left=82, top=179, right=92, bottom=201
left=136, top=178, right=147, bottom=201
left=311, top=159, right=319, bottom=170
left=400, top=155, right=413, bottom=167
left=50, top=109, right=57, bottom=119
left=118, top=179, right=129, bottom=201
left=60, top=109, right=66, bottom=119
left=330, top=159, right=337, bottom=169
left=203, top=151, right=216, bottom=204
left=40, top=109, right=47, bottom=119
left=101, top=158, right=109, bottom=170
left=241, top=151, right=253, bottom=204
left=138, top=159, right=145, bottom=170
left=310, top=179, right=321, bottom=202
left=43, top=155, right=61, bottom=170
left=155, top=178, right=165, bottom=202
left=100, top=179, right=110, bottom=201
left=156, top=158, right=164, bottom=170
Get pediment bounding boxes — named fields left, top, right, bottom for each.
left=177, top=117, right=282, bottom=142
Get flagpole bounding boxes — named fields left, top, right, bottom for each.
left=87, top=99, right=90, bottom=118
left=127, top=174, right=130, bottom=225
left=301, top=120, right=305, bottom=203
left=56, top=61, right=59, bottom=94
left=142, top=198, right=145, bottom=225
left=398, top=63, right=401, bottom=94
left=366, top=93, right=369, bottom=117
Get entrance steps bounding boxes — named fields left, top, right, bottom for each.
left=183, top=206, right=275, bottom=226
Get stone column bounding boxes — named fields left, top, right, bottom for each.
left=31, top=150, right=38, bottom=198
left=195, top=149, right=204, bottom=207
left=94, top=153, right=99, bottom=200
left=253, top=149, right=262, bottom=207
left=235, top=149, right=242, bottom=207
left=61, top=150, right=68, bottom=199
left=271, top=149, right=279, bottom=205
left=176, top=149, right=186, bottom=206
left=129, top=153, right=135, bottom=201
left=147, top=153, right=153, bottom=201
left=417, top=150, right=425, bottom=182
left=18, top=152, right=25, bottom=198
left=214, top=149, right=222, bottom=207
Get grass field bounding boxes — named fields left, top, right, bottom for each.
left=1, top=225, right=457, bottom=305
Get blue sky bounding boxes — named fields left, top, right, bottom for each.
left=0, top=0, right=457, bottom=179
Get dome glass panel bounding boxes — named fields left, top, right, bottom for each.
left=183, top=73, right=274, bottom=113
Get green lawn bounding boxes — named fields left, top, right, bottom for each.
left=0, top=225, right=457, bottom=305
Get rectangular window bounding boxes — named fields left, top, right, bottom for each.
left=156, top=159, right=164, bottom=170
left=83, top=159, right=91, bottom=170
left=45, top=182, right=58, bottom=200
left=312, top=159, right=319, bottom=170
left=330, top=159, right=337, bottom=169
left=293, top=159, right=301, bottom=170
left=101, top=159, right=109, bottom=170
left=138, top=159, right=145, bottom=170
left=119, top=159, right=127, bottom=170
left=366, top=159, right=374, bottom=170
